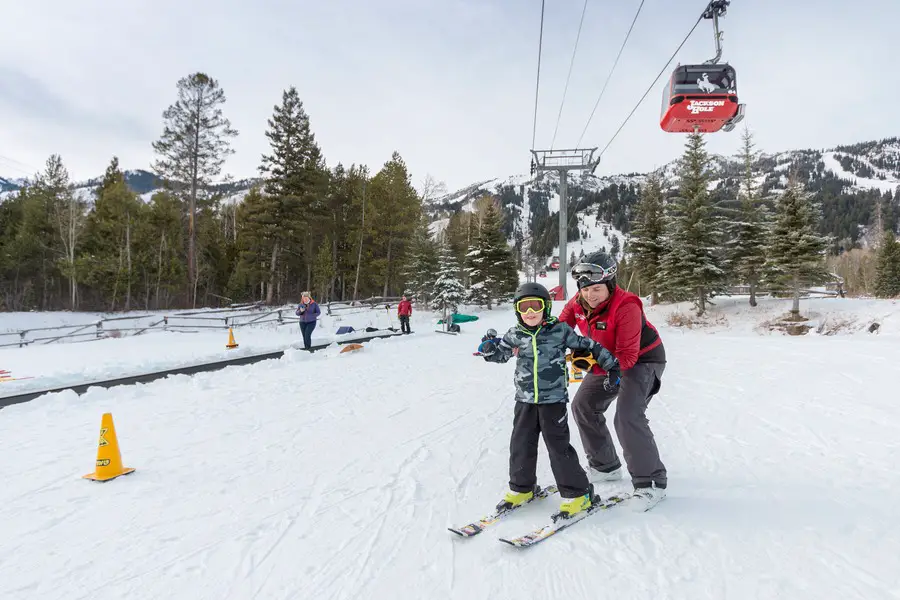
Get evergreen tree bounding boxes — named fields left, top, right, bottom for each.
left=227, top=186, right=273, bottom=300
left=367, top=152, right=422, bottom=296
left=431, top=240, right=466, bottom=316
left=658, top=131, right=725, bottom=314
left=629, top=170, right=666, bottom=305
left=402, top=215, right=440, bottom=305
left=874, top=231, right=900, bottom=298
left=146, top=191, right=186, bottom=309
left=258, top=86, right=327, bottom=303
left=80, top=157, right=144, bottom=310
left=466, top=202, right=518, bottom=308
left=610, top=235, right=621, bottom=259
left=727, top=128, right=769, bottom=307
left=764, top=176, right=831, bottom=318
left=35, top=155, right=87, bottom=309
left=152, top=72, right=238, bottom=307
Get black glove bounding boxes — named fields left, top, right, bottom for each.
left=477, top=339, right=498, bottom=356
left=603, top=366, right=621, bottom=393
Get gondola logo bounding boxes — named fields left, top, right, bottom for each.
left=686, top=100, right=725, bottom=115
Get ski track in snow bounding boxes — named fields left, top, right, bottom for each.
left=2, top=315, right=900, bottom=599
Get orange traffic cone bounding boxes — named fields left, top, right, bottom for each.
left=340, top=343, right=364, bottom=354
left=226, top=328, right=239, bottom=349
left=83, top=413, right=135, bottom=482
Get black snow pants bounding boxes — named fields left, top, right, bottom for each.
left=571, top=362, right=666, bottom=488
left=509, top=401, right=590, bottom=499
left=399, top=315, right=410, bottom=334
left=299, top=321, right=316, bottom=350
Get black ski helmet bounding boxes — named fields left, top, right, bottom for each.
left=513, top=282, right=553, bottom=323
left=571, top=251, right=618, bottom=293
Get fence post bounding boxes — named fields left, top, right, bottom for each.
left=96, top=321, right=104, bottom=339
left=19, top=331, right=26, bottom=348
left=277, top=310, right=283, bottom=324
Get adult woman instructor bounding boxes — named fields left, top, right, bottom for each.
left=558, top=251, right=668, bottom=511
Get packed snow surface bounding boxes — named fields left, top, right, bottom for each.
left=1, top=296, right=899, bottom=599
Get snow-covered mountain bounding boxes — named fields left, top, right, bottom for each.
left=0, top=168, right=256, bottom=206
left=426, top=136, right=900, bottom=255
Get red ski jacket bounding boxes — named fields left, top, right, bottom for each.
left=558, top=286, right=664, bottom=373
left=397, top=300, right=412, bottom=316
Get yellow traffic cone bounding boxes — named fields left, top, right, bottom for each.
left=226, top=327, right=239, bottom=349
left=83, top=413, right=135, bottom=482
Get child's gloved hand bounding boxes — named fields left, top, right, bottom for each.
left=477, top=339, right=498, bottom=356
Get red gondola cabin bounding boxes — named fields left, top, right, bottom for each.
left=659, top=64, right=745, bottom=133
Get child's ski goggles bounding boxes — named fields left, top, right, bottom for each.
left=515, top=297, right=546, bottom=314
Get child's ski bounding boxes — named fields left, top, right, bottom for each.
left=448, top=484, right=559, bottom=537
left=498, top=493, right=630, bottom=548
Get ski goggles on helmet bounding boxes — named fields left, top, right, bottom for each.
left=571, top=263, right=617, bottom=287
left=515, top=297, right=546, bottom=314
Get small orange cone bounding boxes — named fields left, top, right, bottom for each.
left=226, top=327, right=239, bottom=349
left=340, top=343, right=364, bottom=354
left=83, top=413, right=135, bottom=482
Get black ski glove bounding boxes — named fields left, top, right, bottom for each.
left=478, top=339, right=497, bottom=356
left=603, top=366, right=621, bottom=393
left=478, top=329, right=500, bottom=357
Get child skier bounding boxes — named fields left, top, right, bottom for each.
left=478, top=282, right=620, bottom=519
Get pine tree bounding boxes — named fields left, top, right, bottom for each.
left=368, top=152, right=422, bottom=296
left=727, top=128, right=769, bottom=307
left=431, top=241, right=466, bottom=316
left=152, top=72, right=238, bottom=307
left=403, top=216, right=440, bottom=305
left=258, top=86, right=327, bottom=303
left=874, top=230, right=900, bottom=298
left=629, top=170, right=666, bottom=305
left=36, top=155, right=87, bottom=309
left=466, top=202, right=518, bottom=308
left=81, top=157, right=143, bottom=310
left=609, top=235, right=621, bottom=259
left=658, top=131, right=725, bottom=315
left=764, top=176, right=831, bottom=318
left=146, top=191, right=186, bottom=309
left=228, top=186, right=275, bottom=300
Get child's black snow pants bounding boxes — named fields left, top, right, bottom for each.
left=509, top=402, right=590, bottom=499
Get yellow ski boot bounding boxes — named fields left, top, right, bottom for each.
left=556, top=484, right=594, bottom=520
left=496, top=487, right=535, bottom=512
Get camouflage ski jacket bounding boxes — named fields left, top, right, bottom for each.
left=484, top=317, right=617, bottom=404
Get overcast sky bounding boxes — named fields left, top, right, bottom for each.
left=1, top=0, right=898, bottom=192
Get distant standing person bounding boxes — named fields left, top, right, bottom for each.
left=296, top=291, right=321, bottom=350
left=397, top=295, right=412, bottom=334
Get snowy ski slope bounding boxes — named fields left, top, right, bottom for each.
left=1, top=297, right=900, bottom=599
